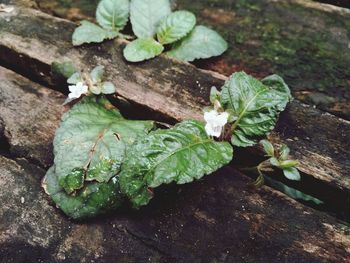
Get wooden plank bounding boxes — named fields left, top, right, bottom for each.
left=0, top=6, right=349, bottom=213
left=0, top=66, right=349, bottom=262
left=31, top=0, right=350, bottom=119
left=0, top=156, right=167, bottom=262
left=176, top=0, right=350, bottom=119
left=0, top=65, right=64, bottom=168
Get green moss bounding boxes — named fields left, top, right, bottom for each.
left=38, top=0, right=350, bottom=118
left=40, top=0, right=99, bottom=18
left=177, top=0, right=350, bottom=114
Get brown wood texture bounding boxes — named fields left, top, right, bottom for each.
left=176, top=0, right=350, bottom=119
left=0, top=65, right=349, bottom=262
left=27, top=0, right=350, bottom=119
left=0, top=6, right=349, bottom=209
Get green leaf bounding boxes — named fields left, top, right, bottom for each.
left=51, top=61, right=77, bottom=79
left=89, top=86, right=102, bottom=95
left=44, top=96, right=155, bottom=219
left=270, top=157, right=280, bottom=167
left=58, top=168, right=85, bottom=194
left=220, top=72, right=291, bottom=147
left=278, top=160, right=299, bottom=169
left=130, top=0, right=171, bottom=38
left=43, top=166, right=125, bottom=220
left=96, top=0, right=129, bottom=31
left=265, top=176, right=322, bottom=205
left=54, top=96, right=155, bottom=186
left=260, top=140, right=274, bottom=157
left=167, top=25, right=228, bottom=62
left=88, top=66, right=115, bottom=95
left=85, top=158, right=118, bottom=182
left=101, top=81, right=116, bottom=94
left=90, top=65, right=105, bottom=83
left=119, top=120, right=233, bottom=208
left=279, top=144, right=290, bottom=160
left=123, top=38, right=164, bottom=62
left=261, top=74, right=292, bottom=111
left=283, top=167, right=301, bottom=181
left=156, top=11, right=196, bottom=44
left=210, top=86, right=220, bottom=104
left=67, top=72, right=82, bottom=84
left=72, top=20, right=118, bottom=46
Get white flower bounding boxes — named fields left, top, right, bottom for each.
left=204, top=110, right=229, bottom=138
left=68, top=81, right=88, bottom=99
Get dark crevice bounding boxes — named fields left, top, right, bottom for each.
left=0, top=44, right=178, bottom=125
left=0, top=35, right=349, bottom=224
left=0, top=117, right=47, bottom=170
left=0, top=117, right=11, bottom=158
left=233, top=148, right=350, bottom=223
left=0, top=45, right=62, bottom=92
left=266, top=172, right=350, bottom=223
left=316, top=0, right=350, bottom=9
left=268, top=171, right=350, bottom=223
left=0, top=46, right=182, bottom=125
left=14, top=155, right=47, bottom=170
left=107, top=95, right=178, bottom=125
left=0, top=143, right=47, bottom=171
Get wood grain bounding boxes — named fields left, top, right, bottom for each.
left=0, top=66, right=349, bottom=262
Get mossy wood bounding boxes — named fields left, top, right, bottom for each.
left=176, top=0, right=350, bottom=119
left=0, top=6, right=349, bottom=211
left=0, top=66, right=349, bottom=262
left=34, top=0, right=350, bottom=119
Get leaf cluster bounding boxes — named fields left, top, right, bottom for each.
left=211, top=72, right=292, bottom=147
left=43, top=96, right=155, bottom=219
left=69, top=65, right=116, bottom=94
left=72, top=0, right=129, bottom=46
left=260, top=140, right=300, bottom=181
left=44, top=97, right=232, bottom=219
left=43, top=67, right=297, bottom=220
left=72, top=0, right=228, bottom=62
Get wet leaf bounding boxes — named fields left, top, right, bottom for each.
left=119, top=120, right=233, bottom=208
left=130, top=0, right=171, bottom=38
left=54, top=96, right=154, bottom=183
left=156, top=10, right=196, bottom=44
left=58, top=168, right=85, bottom=194
left=279, top=144, right=290, bottom=160
left=67, top=72, right=82, bottom=84
left=72, top=21, right=118, bottom=46
left=101, top=81, right=116, bottom=94
left=123, top=38, right=164, bottom=62
left=43, top=166, right=125, bottom=220
left=283, top=167, right=301, bottom=181
left=96, top=0, right=129, bottom=31
left=90, top=65, right=105, bottom=83
left=260, top=140, right=275, bottom=157
left=44, top=96, right=154, bottom=219
left=220, top=72, right=291, bottom=147
left=167, top=25, right=228, bottom=62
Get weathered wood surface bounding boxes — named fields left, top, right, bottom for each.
left=177, top=0, right=350, bottom=120
left=32, top=0, right=350, bottom=119
left=0, top=66, right=349, bottom=262
left=0, top=6, right=349, bottom=209
left=0, top=65, right=64, bottom=167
